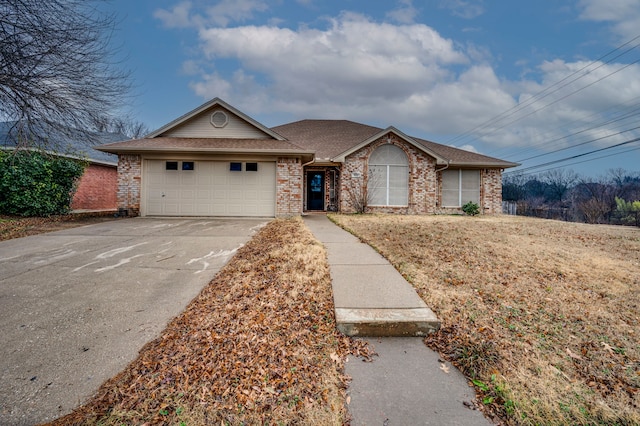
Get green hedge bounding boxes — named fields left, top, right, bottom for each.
left=0, top=151, right=86, bottom=216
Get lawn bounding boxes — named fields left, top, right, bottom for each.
left=330, top=214, right=639, bottom=425
left=44, top=217, right=371, bottom=425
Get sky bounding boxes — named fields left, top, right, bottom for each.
left=106, top=0, right=640, bottom=177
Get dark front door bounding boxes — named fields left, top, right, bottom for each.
left=306, top=171, right=325, bottom=210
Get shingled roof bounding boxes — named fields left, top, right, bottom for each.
left=97, top=113, right=517, bottom=168
left=272, top=119, right=518, bottom=168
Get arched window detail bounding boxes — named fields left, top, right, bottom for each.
left=368, top=144, right=409, bottom=206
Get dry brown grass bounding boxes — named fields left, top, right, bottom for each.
left=45, top=217, right=371, bottom=426
left=330, top=213, right=640, bottom=426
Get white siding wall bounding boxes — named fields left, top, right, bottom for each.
left=160, top=108, right=272, bottom=139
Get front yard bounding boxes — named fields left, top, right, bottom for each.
left=4, top=212, right=637, bottom=424
left=331, top=214, right=640, bottom=425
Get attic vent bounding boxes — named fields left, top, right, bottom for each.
left=210, top=110, right=229, bottom=128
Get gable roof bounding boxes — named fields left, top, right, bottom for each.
left=272, top=119, right=518, bottom=168
left=146, top=97, right=286, bottom=141
left=332, top=126, right=448, bottom=164
left=97, top=98, right=517, bottom=168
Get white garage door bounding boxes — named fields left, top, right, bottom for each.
left=144, top=160, right=276, bottom=217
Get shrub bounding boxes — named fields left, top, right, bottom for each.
left=462, top=201, right=480, bottom=216
left=0, top=150, right=86, bottom=216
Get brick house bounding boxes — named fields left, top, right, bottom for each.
left=0, top=121, right=119, bottom=211
left=98, top=98, right=517, bottom=217
left=70, top=158, right=118, bottom=211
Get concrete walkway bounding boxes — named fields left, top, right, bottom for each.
left=303, top=215, right=491, bottom=425
left=303, top=214, right=439, bottom=336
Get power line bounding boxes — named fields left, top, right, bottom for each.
left=446, top=34, right=640, bottom=147
left=489, top=96, right=640, bottom=159
left=506, top=145, right=640, bottom=177
left=504, top=136, right=640, bottom=175
left=515, top=125, right=640, bottom=162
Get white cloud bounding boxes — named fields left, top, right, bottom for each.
left=387, top=0, right=419, bottom=24
left=154, top=0, right=268, bottom=29
left=190, top=13, right=508, bottom=133
left=578, top=0, right=640, bottom=42
left=154, top=1, right=194, bottom=28
left=205, top=0, right=268, bottom=27
left=439, top=0, right=485, bottom=19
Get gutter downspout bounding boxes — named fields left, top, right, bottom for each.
left=434, top=161, right=450, bottom=209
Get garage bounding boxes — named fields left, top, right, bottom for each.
left=144, top=160, right=276, bottom=217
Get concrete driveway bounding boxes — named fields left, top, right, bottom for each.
left=0, top=217, right=268, bottom=425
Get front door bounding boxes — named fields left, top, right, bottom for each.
left=306, top=171, right=325, bottom=211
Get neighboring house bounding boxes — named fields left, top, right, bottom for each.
left=1, top=122, right=121, bottom=211
left=97, top=98, right=518, bottom=217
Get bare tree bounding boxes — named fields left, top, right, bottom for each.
left=93, top=116, right=149, bottom=139
left=572, top=177, right=618, bottom=224
left=541, top=169, right=579, bottom=204
left=0, top=0, right=130, bottom=151
left=343, top=168, right=383, bottom=213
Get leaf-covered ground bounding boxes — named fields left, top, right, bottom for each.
left=331, top=214, right=639, bottom=426
left=0, top=213, right=118, bottom=241
left=44, top=217, right=372, bottom=425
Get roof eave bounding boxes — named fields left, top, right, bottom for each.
left=96, top=145, right=314, bottom=159
left=446, top=161, right=521, bottom=169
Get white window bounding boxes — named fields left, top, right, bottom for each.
left=442, top=169, right=480, bottom=207
left=368, top=144, right=409, bottom=206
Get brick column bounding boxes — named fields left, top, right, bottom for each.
left=117, top=154, right=141, bottom=216
left=276, top=157, right=303, bottom=216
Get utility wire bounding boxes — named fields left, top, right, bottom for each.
left=516, top=125, right=640, bottom=162
left=490, top=97, right=640, bottom=159
left=506, top=145, right=640, bottom=177
left=504, top=136, right=640, bottom=175
left=446, top=34, right=640, bottom=147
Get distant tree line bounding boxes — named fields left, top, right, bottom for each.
left=502, top=168, right=640, bottom=226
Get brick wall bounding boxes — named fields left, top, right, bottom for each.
left=116, top=154, right=141, bottom=216
left=70, top=163, right=117, bottom=210
left=481, top=168, right=503, bottom=214
left=336, top=134, right=505, bottom=215
left=339, top=135, right=438, bottom=214
left=276, top=157, right=303, bottom=216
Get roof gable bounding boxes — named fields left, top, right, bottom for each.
left=332, top=126, right=448, bottom=164
left=146, top=98, right=285, bottom=141
left=272, top=119, right=518, bottom=168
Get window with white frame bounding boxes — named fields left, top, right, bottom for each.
left=442, top=169, right=480, bottom=207
left=368, top=144, right=409, bottom=206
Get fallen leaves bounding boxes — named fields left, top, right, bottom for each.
left=46, top=217, right=370, bottom=425
left=0, top=213, right=117, bottom=241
